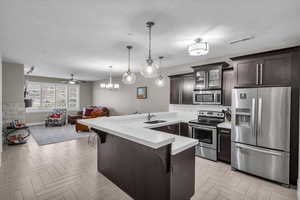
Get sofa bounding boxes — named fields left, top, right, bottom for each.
left=75, top=106, right=109, bottom=132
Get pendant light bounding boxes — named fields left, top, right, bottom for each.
left=122, top=45, right=136, bottom=84
left=155, top=56, right=165, bottom=87
left=100, top=66, right=120, bottom=89
left=188, top=38, right=209, bottom=56
left=140, top=21, right=159, bottom=78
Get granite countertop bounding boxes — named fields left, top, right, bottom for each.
left=79, top=112, right=198, bottom=155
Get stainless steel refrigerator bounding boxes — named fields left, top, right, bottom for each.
left=231, top=87, right=291, bottom=185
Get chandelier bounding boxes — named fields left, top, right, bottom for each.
left=140, top=21, right=159, bottom=78
left=188, top=38, right=209, bottom=56
left=100, top=66, right=120, bottom=89
left=122, top=45, right=136, bottom=84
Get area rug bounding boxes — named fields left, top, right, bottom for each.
left=30, top=125, right=95, bottom=145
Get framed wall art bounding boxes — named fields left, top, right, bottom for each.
left=136, top=87, right=147, bottom=99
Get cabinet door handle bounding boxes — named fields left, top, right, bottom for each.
left=260, top=63, right=263, bottom=84
left=256, top=64, right=259, bottom=85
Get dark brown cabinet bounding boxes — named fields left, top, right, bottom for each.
left=182, top=75, right=194, bottom=104
left=222, top=68, right=234, bottom=106
left=234, top=58, right=263, bottom=86
left=169, top=73, right=194, bottom=105
left=261, top=53, right=292, bottom=86
left=217, top=128, right=231, bottom=163
left=233, top=53, right=292, bottom=87
left=151, top=122, right=190, bottom=137
left=179, top=122, right=190, bottom=137
left=192, top=62, right=228, bottom=90
left=170, top=77, right=182, bottom=104
left=151, top=124, right=180, bottom=135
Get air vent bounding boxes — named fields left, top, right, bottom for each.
left=229, top=36, right=255, bottom=45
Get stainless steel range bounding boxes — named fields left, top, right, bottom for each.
left=188, top=110, right=224, bottom=161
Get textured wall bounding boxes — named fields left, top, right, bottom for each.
left=93, top=73, right=170, bottom=116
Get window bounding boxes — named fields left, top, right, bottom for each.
left=68, top=86, right=79, bottom=109
left=26, top=82, right=80, bottom=111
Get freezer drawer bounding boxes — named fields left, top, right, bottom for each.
left=195, top=145, right=217, bottom=161
left=231, top=143, right=289, bottom=184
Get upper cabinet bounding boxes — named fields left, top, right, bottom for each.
left=170, top=76, right=182, bottom=104
left=232, top=52, right=292, bottom=87
left=261, top=53, right=292, bottom=86
left=192, top=62, right=228, bottom=90
left=169, top=73, right=194, bottom=105
left=234, top=58, right=263, bottom=86
left=181, top=74, right=194, bottom=104
left=222, top=67, right=234, bottom=106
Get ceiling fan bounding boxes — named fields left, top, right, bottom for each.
left=61, top=74, right=86, bottom=84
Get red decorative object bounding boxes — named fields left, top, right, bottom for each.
left=84, top=108, right=94, bottom=116
left=50, top=113, right=62, bottom=118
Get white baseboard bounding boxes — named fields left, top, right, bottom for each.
left=27, top=122, right=45, bottom=126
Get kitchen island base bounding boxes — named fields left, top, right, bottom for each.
left=94, top=129, right=195, bottom=200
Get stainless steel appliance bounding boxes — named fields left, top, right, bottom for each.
left=193, top=90, right=222, bottom=105
left=189, top=111, right=224, bottom=160
left=231, top=87, right=291, bottom=185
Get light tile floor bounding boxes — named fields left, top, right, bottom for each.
left=0, top=133, right=297, bottom=200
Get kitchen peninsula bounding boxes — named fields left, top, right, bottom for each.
left=79, top=112, right=198, bottom=200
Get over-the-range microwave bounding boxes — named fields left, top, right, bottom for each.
left=193, top=90, right=222, bottom=105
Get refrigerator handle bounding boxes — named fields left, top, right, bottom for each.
left=258, top=98, right=262, bottom=137
left=251, top=98, right=256, bottom=137
left=236, top=144, right=282, bottom=157
left=260, top=63, right=263, bottom=84
left=256, top=64, right=259, bottom=85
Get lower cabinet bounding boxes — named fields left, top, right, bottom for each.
left=217, top=128, right=231, bottom=163
left=151, top=124, right=180, bottom=135
left=151, top=122, right=190, bottom=137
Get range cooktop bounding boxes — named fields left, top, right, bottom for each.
left=189, top=110, right=225, bottom=127
left=188, top=119, right=224, bottom=127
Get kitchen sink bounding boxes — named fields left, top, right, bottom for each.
left=144, top=120, right=167, bottom=124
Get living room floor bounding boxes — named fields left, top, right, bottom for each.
left=0, top=133, right=297, bottom=200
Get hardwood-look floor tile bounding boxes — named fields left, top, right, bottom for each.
left=0, top=126, right=297, bottom=200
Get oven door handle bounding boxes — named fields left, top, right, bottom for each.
left=188, top=124, right=216, bottom=131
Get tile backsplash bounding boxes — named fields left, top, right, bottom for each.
left=3, top=102, right=25, bottom=127
left=169, top=104, right=230, bottom=119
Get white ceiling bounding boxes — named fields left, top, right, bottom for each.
left=1, top=0, right=300, bottom=80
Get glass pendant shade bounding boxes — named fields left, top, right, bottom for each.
left=122, top=71, right=136, bottom=84
left=188, top=38, right=209, bottom=56
left=141, top=21, right=158, bottom=78
left=140, top=61, right=159, bottom=78
left=122, top=45, right=136, bottom=84
left=155, top=75, right=165, bottom=87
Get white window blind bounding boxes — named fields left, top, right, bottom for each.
left=26, top=82, right=80, bottom=111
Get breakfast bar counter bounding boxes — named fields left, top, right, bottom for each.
left=79, top=112, right=198, bottom=200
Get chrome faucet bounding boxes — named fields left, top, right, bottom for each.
left=147, top=113, right=155, bottom=121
